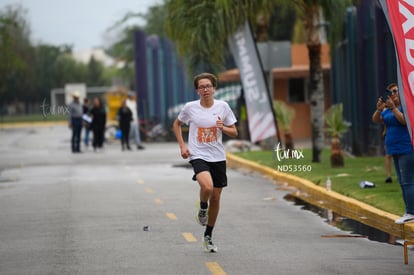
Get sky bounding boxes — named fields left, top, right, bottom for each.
left=0, top=0, right=160, bottom=51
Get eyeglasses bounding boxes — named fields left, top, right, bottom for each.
left=197, top=85, right=214, bottom=91
left=390, top=89, right=398, bottom=94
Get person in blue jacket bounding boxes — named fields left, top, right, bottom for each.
left=372, top=83, right=414, bottom=224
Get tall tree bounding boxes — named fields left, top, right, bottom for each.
left=105, top=3, right=167, bottom=89
left=288, top=0, right=356, bottom=162
left=165, top=0, right=355, bottom=162
left=293, top=0, right=327, bottom=163
left=87, top=56, right=105, bottom=86
left=34, top=44, right=73, bottom=101
left=106, top=26, right=140, bottom=89
left=0, top=4, right=35, bottom=104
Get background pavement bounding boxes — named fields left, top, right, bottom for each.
left=0, top=125, right=413, bottom=274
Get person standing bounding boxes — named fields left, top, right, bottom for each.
left=90, top=97, right=107, bottom=152
left=117, top=99, right=133, bottom=151
left=82, top=98, right=92, bottom=149
left=372, top=83, right=414, bottom=224
left=126, top=93, right=145, bottom=150
left=382, top=126, right=393, bottom=183
left=68, top=91, right=83, bottom=153
left=173, top=72, right=238, bottom=252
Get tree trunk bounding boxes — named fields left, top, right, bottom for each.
left=330, top=137, right=344, bottom=167
left=255, top=13, right=269, bottom=42
left=308, top=42, right=324, bottom=163
left=303, top=4, right=325, bottom=163
left=285, top=132, right=295, bottom=157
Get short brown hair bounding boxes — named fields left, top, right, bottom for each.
left=387, top=83, right=397, bottom=90
left=193, top=73, right=218, bottom=89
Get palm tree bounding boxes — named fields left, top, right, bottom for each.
left=165, top=0, right=356, bottom=159
left=325, top=103, right=351, bottom=167
left=288, top=0, right=357, bottom=162
left=293, top=1, right=325, bottom=163
left=273, top=100, right=295, bottom=154
left=165, top=0, right=275, bottom=74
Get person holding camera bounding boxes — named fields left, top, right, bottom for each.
left=372, top=83, right=414, bottom=224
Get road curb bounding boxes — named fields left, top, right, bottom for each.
left=226, top=152, right=414, bottom=240
left=0, top=121, right=66, bottom=129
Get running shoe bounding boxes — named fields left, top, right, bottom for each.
left=196, top=208, right=208, bottom=226
left=395, top=213, right=414, bottom=224
left=203, top=235, right=218, bottom=253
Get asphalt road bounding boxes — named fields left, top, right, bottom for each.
left=0, top=125, right=413, bottom=275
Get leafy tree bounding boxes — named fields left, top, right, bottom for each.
left=53, top=54, right=88, bottom=85
left=105, top=0, right=356, bottom=156
left=35, top=45, right=88, bottom=94
left=264, top=0, right=356, bottom=162
left=287, top=0, right=356, bottom=162
left=106, top=26, right=139, bottom=89
left=105, top=3, right=167, bottom=89
left=165, top=0, right=356, bottom=162
left=166, top=0, right=232, bottom=73
left=34, top=44, right=70, bottom=101
left=0, top=4, right=35, bottom=104
left=1, top=4, right=113, bottom=114
left=107, top=1, right=295, bottom=77
left=87, top=56, right=105, bottom=86
left=143, top=5, right=168, bottom=37
left=267, top=3, right=297, bottom=41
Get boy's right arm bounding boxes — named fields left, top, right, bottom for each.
left=173, top=118, right=190, bottom=159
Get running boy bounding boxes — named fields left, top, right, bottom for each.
left=173, top=72, right=238, bottom=252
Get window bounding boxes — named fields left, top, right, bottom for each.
left=288, top=78, right=308, bottom=103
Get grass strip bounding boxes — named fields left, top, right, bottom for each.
left=234, top=148, right=405, bottom=215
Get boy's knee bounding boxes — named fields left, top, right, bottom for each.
left=201, top=184, right=213, bottom=194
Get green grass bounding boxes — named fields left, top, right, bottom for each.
left=0, top=114, right=66, bottom=123
left=235, top=148, right=405, bottom=215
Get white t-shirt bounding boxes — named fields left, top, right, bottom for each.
left=178, top=99, right=237, bottom=162
left=126, top=99, right=138, bottom=122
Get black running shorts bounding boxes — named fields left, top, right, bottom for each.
left=189, top=159, right=227, bottom=188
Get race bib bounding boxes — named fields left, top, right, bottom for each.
left=197, top=127, right=217, bottom=143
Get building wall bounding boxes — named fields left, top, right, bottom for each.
left=275, top=43, right=331, bottom=141
left=273, top=72, right=331, bottom=140
left=220, top=43, right=331, bottom=141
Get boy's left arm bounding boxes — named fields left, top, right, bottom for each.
left=216, top=116, right=238, bottom=138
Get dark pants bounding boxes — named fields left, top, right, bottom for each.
left=93, top=127, right=105, bottom=149
left=120, top=123, right=131, bottom=149
left=71, top=117, right=82, bottom=152
left=393, top=152, right=414, bottom=214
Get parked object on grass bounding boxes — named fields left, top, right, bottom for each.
left=360, top=181, right=376, bottom=189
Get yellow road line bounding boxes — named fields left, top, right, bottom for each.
left=182, top=232, right=197, bottom=242
left=166, top=212, right=177, bottom=220
left=206, top=262, right=227, bottom=275
left=154, top=198, right=163, bottom=205
left=145, top=188, right=154, bottom=193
